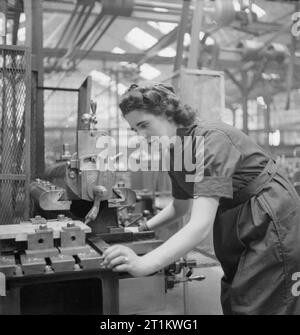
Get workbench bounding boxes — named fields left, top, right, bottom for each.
left=0, top=268, right=119, bottom=315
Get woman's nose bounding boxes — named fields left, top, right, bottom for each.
left=137, top=129, right=147, bottom=138
left=136, top=130, right=150, bottom=144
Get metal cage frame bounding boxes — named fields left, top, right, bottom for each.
left=0, top=45, right=31, bottom=224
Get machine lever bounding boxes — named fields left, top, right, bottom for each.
left=84, top=185, right=107, bottom=224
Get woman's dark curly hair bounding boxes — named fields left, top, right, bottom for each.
left=119, top=83, right=196, bottom=127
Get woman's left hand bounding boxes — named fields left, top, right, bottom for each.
left=101, top=245, right=148, bottom=277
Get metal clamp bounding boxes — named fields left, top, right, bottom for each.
left=165, top=258, right=205, bottom=290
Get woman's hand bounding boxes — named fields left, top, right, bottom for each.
left=102, top=245, right=149, bottom=277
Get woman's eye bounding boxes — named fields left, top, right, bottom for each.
left=140, top=124, right=147, bottom=129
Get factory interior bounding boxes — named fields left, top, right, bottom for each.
left=0, top=0, right=300, bottom=316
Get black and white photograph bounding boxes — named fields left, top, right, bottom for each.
left=0, top=0, right=300, bottom=321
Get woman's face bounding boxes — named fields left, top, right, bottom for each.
left=124, top=110, right=177, bottom=143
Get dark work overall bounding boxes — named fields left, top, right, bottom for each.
left=214, top=159, right=300, bottom=315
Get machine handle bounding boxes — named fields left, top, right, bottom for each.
left=188, top=275, right=206, bottom=282
left=84, top=185, right=107, bottom=224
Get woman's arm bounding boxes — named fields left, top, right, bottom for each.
left=102, top=196, right=219, bottom=277
left=145, top=198, right=191, bottom=230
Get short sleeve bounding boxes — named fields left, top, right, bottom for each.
left=190, top=130, right=241, bottom=199
left=168, top=129, right=242, bottom=200
left=168, top=170, right=190, bottom=200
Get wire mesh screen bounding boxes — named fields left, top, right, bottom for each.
left=43, top=88, right=79, bottom=167
left=0, top=46, right=31, bottom=225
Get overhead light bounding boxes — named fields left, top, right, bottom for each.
left=158, top=47, right=176, bottom=57
left=140, top=64, right=161, bottom=80
left=147, top=21, right=177, bottom=34
left=112, top=47, right=125, bottom=54
left=153, top=7, right=169, bottom=13
left=90, top=70, right=111, bottom=86
left=251, top=4, right=266, bottom=18
left=125, top=27, right=158, bottom=50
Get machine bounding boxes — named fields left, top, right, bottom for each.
left=0, top=79, right=203, bottom=314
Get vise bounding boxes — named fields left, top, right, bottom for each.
left=0, top=217, right=121, bottom=315
left=0, top=218, right=106, bottom=277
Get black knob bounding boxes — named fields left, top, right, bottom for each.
left=143, top=210, right=151, bottom=218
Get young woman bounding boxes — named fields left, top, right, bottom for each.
left=101, top=83, right=300, bottom=315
